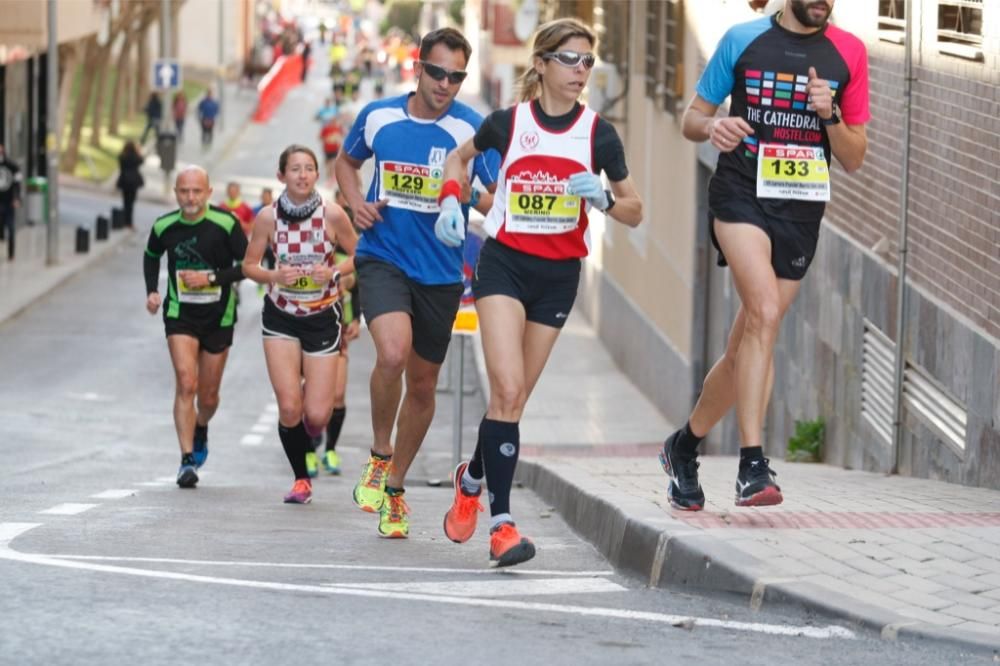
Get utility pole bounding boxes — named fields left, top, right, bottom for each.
left=45, top=0, right=59, bottom=266
left=217, top=0, right=225, bottom=132
left=160, top=0, right=174, bottom=195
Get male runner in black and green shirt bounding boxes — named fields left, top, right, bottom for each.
left=144, top=166, right=247, bottom=487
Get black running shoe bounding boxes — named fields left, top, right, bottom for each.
left=658, top=430, right=705, bottom=511
left=735, top=457, right=783, bottom=507
left=176, top=462, right=199, bottom=489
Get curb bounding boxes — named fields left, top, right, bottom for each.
left=467, top=329, right=1000, bottom=655
left=515, top=455, right=1000, bottom=655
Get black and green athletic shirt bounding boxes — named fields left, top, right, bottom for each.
left=143, top=205, right=248, bottom=328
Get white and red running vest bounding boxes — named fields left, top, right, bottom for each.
left=267, top=201, right=339, bottom=316
left=483, top=101, right=598, bottom=260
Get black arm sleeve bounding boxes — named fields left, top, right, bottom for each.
left=593, top=118, right=629, bottom=182
left=143, top=253, right=160, bottom=295
left=473, top=108, right=514, bottom=155
left=216, top=222, right=249, bottom=286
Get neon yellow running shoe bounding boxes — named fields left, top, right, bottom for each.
left=378, top=491, right=410, bottom=538
left=353, top=456, right=390, bottom=512
left=322, top=450, right=341, bottom=475
left=305, top=451, right=319, bottom=479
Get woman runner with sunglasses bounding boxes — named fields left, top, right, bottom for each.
left=435, top=18, right=643, bottom=567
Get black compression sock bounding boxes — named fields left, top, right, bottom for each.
left=194, top=423, right=208, bottom=440
left=740, top=446, right=764, bottom=465
left=480, top=419, right=520, bottom=518
left=326, top=407, right=346, bottom=452
left=370, top=449, right=391, bottom=461
left=279, top=421, right=311, bottom=479
left=467, top=416, right=486, bottom=478
left=181, top=453, right=196, bottom=466
left=674, top=422, right=703, bottom=459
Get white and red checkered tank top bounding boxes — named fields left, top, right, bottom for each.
left=267, top=200, right=340, bottom=316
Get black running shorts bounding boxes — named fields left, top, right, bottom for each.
left=708, top=175, right=821, bottom=282
left=164, top=318, right=234, bottom=354
left=262, top=297, right=342, bottom=356
left=472, top=238, right=581, bottom=329
left=356, top=257, right=463, bottom=364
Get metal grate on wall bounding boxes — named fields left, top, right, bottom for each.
left=861, top=320, right=894, bottom=446
left=903, top=364, right=967, bottom=454
left=861, top=320, right=968, bottom=453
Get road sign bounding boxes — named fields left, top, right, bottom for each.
left=153, top=59, right=181, bottom=90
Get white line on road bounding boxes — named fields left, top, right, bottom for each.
left=90, top=490, right=136, bottom=500
left=39, top=504, right=99, bottom=516
left=44, top=554, right=615, bottom=577
left=265, top=404, right=278, bottom=413
left=250, top=423, right=271, bottom=434
left=241, top=434, right=264, bottom=446
left=0, top=524, right=855, bottom=640
left=326, top=577, right=626, bottom=597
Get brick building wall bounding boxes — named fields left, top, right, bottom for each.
left=826, top=45, right=1000, bottom=341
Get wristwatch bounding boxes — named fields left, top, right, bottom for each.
left=822, top=105, right=842, bottom=126
left=604, top=189, right=616, bottom=211
left=469, top=188, right=480, bottom=208
left=207, top=271, right=217, bottom=286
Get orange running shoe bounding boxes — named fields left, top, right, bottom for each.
left=489, top=522, right=536, bottom=568
left=443, top=461, right=484, bottom=543
left=283, top=478, right=313, bottom=504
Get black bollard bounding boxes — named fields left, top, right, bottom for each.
left=111, top=207, right=125, bottom=230
left=75, top=226, right=90, bottom=253
left=95, top=215, right=109, bottom=240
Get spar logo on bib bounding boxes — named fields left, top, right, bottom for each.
left=519, top=131, right=540, bottom=152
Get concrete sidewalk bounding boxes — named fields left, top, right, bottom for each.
left=488, top=312, right=1000, bottom=653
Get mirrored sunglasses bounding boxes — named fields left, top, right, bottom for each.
left=419, top=61, right=468, bottom=84
left=542, top=51, right=596, bottom=69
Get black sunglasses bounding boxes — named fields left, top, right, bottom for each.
left=542, top=51, right=596, bottom=69
left=419, top=61, right=468, bottom=84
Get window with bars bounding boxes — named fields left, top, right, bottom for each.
left=878, top=0, right=906, bottom=43
left=937, top=0, right=984, bottom=60
left=644, top=0, right=683, bottom=114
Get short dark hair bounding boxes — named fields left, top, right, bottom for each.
left=418, top=27, right=471, bottom=64
left=278, top=144, right=319, bottom=174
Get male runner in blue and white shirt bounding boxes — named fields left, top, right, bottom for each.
left=335, top=27, right=499, bottom=538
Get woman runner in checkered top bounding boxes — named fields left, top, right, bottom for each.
left=435, top=18, right=643, bottom=567
left=243, top=144, right=358, bottom=504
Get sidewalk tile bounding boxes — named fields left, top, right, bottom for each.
left=930, top=573, right=996, bottom=594
left=938, top=605, right=1000, bottom=624
left=888, top=588, right=953, bottom=611
left=882, top=573, right=947, bottom=594
left=895, top=607, right=964, bottom=627
left=937, top=589, right=998, bottom=610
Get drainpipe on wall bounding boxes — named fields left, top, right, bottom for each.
left=889, top=0, right=915, bottom=475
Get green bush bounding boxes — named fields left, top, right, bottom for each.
left=786, top=417, right=824, bottom=462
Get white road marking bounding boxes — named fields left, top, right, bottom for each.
left=250, top=423, right=271, bottom=434
left=241, top=434, right=264, bottom=446
left=90, top=490, right=136, bottom=500
left=0, top=524, right=854, bottom=640
left=334, top=445, right=363, bottom=454
left=327, top=577, right=626, bottom=597
left=39, top=504, right=98, bottom=516
left=265, top=404, right=278, bottom=413
left=45, top=555, right=615, bottom=577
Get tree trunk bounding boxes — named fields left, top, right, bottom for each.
left=89, top=42, right=113, bottom=148
left=108, top=31, right=132, bottom=136
left=135, top=23, right=150, bottom=114
left=62, top=35, right=99, bottom=173
left=56, top=42, right=80, bottom=139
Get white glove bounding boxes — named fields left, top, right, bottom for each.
left=567, top=172, right=609, bottom=211
left=434, top=196, right=465, bottom=247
